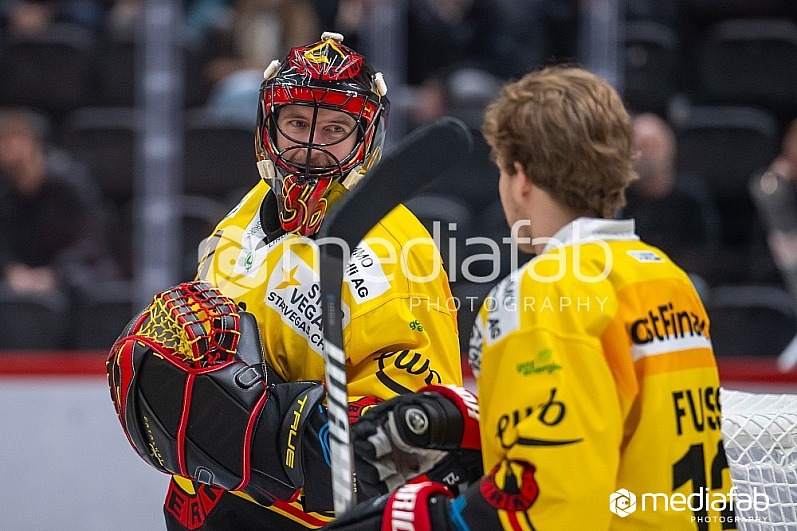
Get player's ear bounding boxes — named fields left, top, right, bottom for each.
left=511, top=161, right=534, bottom=200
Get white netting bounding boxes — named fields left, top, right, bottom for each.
left=721, top=388, right=797, bottom=529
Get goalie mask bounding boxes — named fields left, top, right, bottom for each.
left=255, top=31, right=389, bottom=236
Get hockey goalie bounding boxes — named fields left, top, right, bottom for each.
left=106, top=31, right=480, bottom=531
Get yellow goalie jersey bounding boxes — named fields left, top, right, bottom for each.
left=165, top=180, right=462, bottom=530
left=467, top=218, right=735, bottom=530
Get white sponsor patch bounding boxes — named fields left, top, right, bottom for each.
left=483, top=274, right=521, bottom=346
left=266, top=250, right=324, bottom=354
left=627, top=250, right=664, bottom=263
left=344, top=242, right=390, bottom=303
left=468, top=320, right=484, bottom=378
left=230, top=214, right=273, bottom=278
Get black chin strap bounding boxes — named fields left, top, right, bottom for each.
left=260, top=189, right=288, bottom=243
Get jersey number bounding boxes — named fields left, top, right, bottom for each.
left=672, top=440, right=735, bottom=530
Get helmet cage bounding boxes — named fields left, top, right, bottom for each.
left=258, top=85, right=383, bottom=183
left=253, top=34, right=389, bottom=236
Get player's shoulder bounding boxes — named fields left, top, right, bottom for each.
left=367, top=203, right=431, bottom=246
left=600, top=238, right=693, bottom=290
left=216, top=180, right=269, bottom=230
left=478, top=249, right=618, bottom=336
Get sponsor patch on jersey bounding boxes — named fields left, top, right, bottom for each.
left=373, top=350, right=443, bottom=394
left=627, top=300, right=711, bottom=360
left=627, top=249, right=664, bottom=263
left=468, top=320, right=484, bottom=378
left=483, top=274, right=521, bottom=346
left=228, top=214, right=270, bottom=278
left=481, top=459, right=539, bottom=512
left=515, top=349, right=562, bottom=377
left=266, top=250, right=324, bottom=355
left=344, top=241, right=390, bottom=303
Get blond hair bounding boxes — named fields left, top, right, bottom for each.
left=482, top=66, right=637, bottom=217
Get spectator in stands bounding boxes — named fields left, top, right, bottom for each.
left=312, top=0, right=577, bottom=83
left=769, top=118, right=797, bottom=183
left=198, top=0, right=319, bottom=94
left=0, top=108, right=117, bottom=294
left=494, top=0, right=579, bottom=78
left=1, top=0, right=104, bottom=35
left=310, top=0, right=509, bottom=117
left=404, top=0, right=505, bottom=85
left=747, top=117, right=797, bottom=288
left=622, top=113, right=721, bottom=279
left=312, top=0, right=504, bottom=84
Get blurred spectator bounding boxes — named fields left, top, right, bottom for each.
left=0, top=108, right=118, bottom=294
left=623, top=113, right=721, bottom=278
left=1, top=0, right=104, bottom=35
left=310, top=0, right=366, bottom=49
left=408, top=66, right=502, bottom=129
left=311, top=0, right=516, bottom=82
left=103, top=0, right=142, bottom=35
left=748, top=117, right=797, bottom=288
left=183, top=0, right=228, bottom=38
left=494, top=0, right=579, bottom=78
left=404, top=0, right=503, bottom=84
left=312, top=1, right=577, bottom=135
left=203, top=67, right=262, bottom=124
left=199, top=0, right=319, bottom=92
left=769, top=118, right=797, bottom=183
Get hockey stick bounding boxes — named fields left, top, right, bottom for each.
left=318, top=117, right=473, bottom=513
left=749, top=170, right=797, bottom=371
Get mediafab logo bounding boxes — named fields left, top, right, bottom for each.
left=609, top=486, right=769, bottom=520
left=609, top=488, right=637, bottom=517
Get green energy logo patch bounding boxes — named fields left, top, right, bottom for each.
left=516, top=349, right=562, bottom=376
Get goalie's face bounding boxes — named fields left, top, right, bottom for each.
left=275, top=105, right=359, bottom=169
left=264, top=103, right=368, bottom=236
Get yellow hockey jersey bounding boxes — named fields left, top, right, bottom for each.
left=165, top=180, right=462, bottom=530
left=467, top=218, right=735, bottom=530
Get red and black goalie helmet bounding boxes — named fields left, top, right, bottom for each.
left=255, top=32, right=390, bottom=236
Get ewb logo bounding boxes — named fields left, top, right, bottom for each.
left=610, top=488, right=637, bottom=518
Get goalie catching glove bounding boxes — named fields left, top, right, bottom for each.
left=352, top=385, right=483, bottom=500
left=106, top=281, right=328, bottom=508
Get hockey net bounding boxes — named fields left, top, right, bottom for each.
left=721, top=388, right=797, bottom=529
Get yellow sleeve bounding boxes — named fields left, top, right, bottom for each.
left=346, top=295, right=462, bottom=398
left=343, top=206, right=463, bottom=399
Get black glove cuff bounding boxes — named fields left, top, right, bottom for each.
left=394, top=392, right=464, bottom=449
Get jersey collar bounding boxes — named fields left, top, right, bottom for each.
left=543, top=217, right=639, bottom=253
